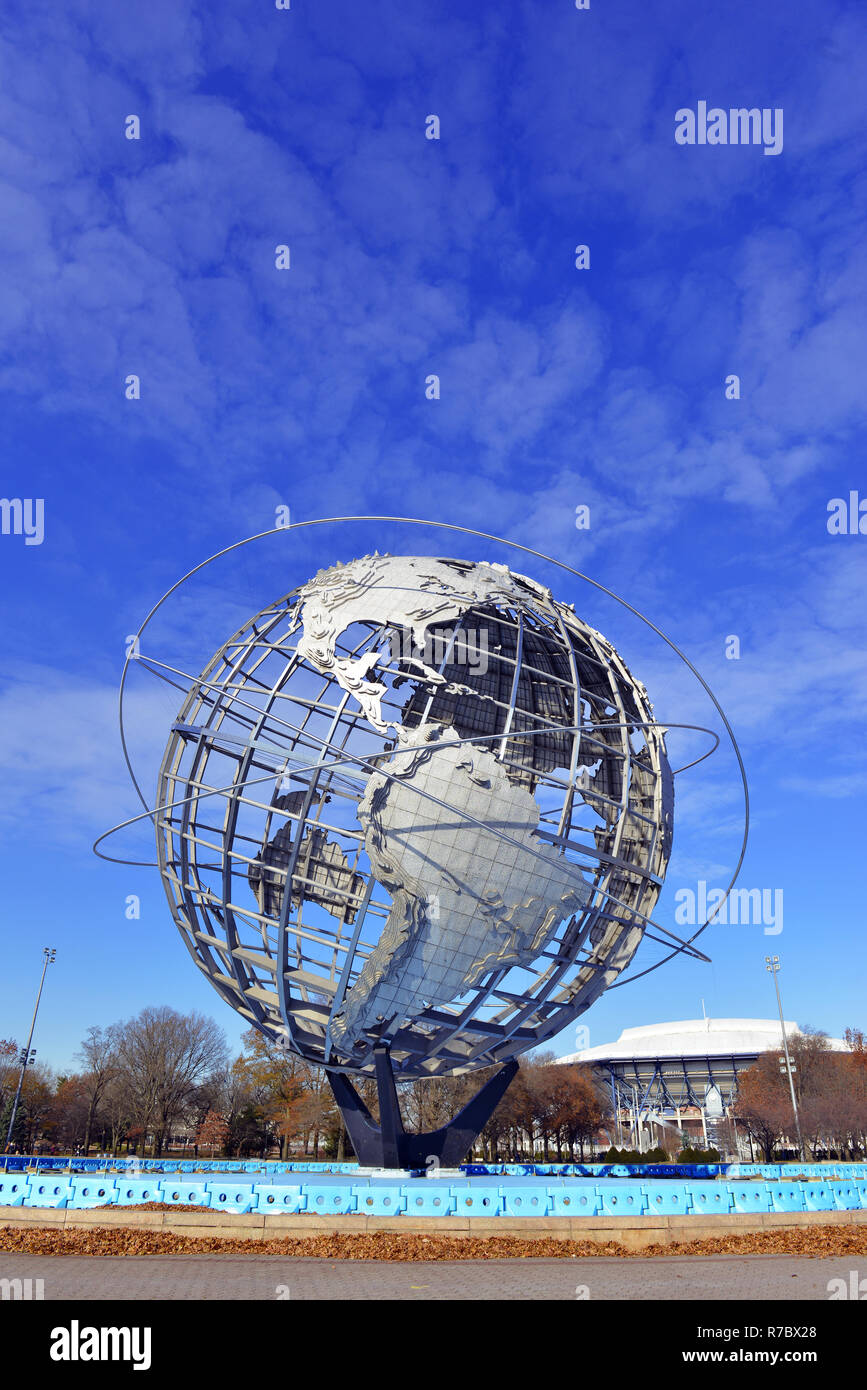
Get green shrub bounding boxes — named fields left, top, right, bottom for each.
left=600, top=1146, right=643, bottom=1163
left=598, top=1145, right=672, bottom=1164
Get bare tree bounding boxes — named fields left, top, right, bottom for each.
left=76, top=1025, right=120, bottom=1154
left=0, top=1038, right=19, bottom=1113
left=114, top=1007, right=228, bottom=1156
left=733, top=1030, right=867, bottom=1161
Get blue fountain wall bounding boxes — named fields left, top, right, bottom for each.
left=1, top=1156, right=865, bottom=1216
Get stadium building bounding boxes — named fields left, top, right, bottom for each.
left=557, top=1018, right=849, bottom=1158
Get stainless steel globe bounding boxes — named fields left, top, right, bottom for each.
left=155, top=554, right=674, bottom=1081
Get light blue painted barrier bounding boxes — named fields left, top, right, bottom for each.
left=25, top=1175, right=72, bottom=1203
left=548, top=1186, right=601, bottom=1215
left=688, top=1185, right=734, bottom=1214
left=303, top=1184, right=356, bottom=1214
left=728, top=1184, right=772, bottom=1214
left=404, top=1185, right=456, bottom=1216
left=767, top=1185, right=806, bottom=1213
left=0, top=1176, right=26, bottom=1205
left=159, top=1182, right=212, bottom=1207
left=597, top=1184, right=647, bottom=1215
left=116, top=1179, right=160, bottom=1206
left=24, top=1178, right=73, bottom=1208
left=450, top=1184, right=504, bottom=1215
left=205, top=1182, right=258, bottom=1213
left=832, top=1183, right=859, bottom=1211
left=501, top=1185, right=552, bottom=1216
left=10, top=1158, right=866, bottom=1215
left=643, top=1183, right=692, bottom=1215
left=803, top=1184, right=836, bottom=1212
left=254, top=1185, right=305, bottom=1213
left=17, top=1154, right=867, bottom=1180
left=69, top=1177, right=118, bottom=1208
left=353, top=1185, right=407, bottom=1216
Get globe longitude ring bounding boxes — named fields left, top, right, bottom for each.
left=96, top=520, right=748, bottom=1126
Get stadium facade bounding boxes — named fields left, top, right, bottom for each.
left=557, top=1018, right=848, bottom=1157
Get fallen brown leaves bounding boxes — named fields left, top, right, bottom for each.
left=2, top=1224, right=866, bottom=1260
left=100, top=1202, right=208, bottom=1213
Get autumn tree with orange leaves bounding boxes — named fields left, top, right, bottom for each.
left=196, top=1109, right=230, bottom=1157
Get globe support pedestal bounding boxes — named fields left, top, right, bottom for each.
left=327, top=1047, right=519, bottom=1170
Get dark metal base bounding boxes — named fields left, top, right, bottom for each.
left=327, top=1047, right=519, bottom=1169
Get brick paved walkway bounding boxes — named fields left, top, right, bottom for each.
left=0, top=1253, right=857, bottom=1300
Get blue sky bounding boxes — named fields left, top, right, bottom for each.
left=0, top=0, right=865, bottom=1073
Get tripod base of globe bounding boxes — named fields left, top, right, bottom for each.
left=327, top=1047, right=519, bottom=1170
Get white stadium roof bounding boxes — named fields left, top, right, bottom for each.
left=558, top=1018, right=849, bottom=1066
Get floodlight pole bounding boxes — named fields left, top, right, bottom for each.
left=4, top=948, right=56, bottom=1151
left=765, top=954, right=804, bottom=1162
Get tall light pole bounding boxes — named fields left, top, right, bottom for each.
left=765, top=954, right=804, bottom=1162
left=4, top=948, right=56, bottom=1152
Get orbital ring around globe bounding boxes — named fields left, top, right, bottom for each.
left=96, top=518, right=749, bottom=1080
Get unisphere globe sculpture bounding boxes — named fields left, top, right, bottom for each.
left=156, top=553, right=674, bottom=1113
